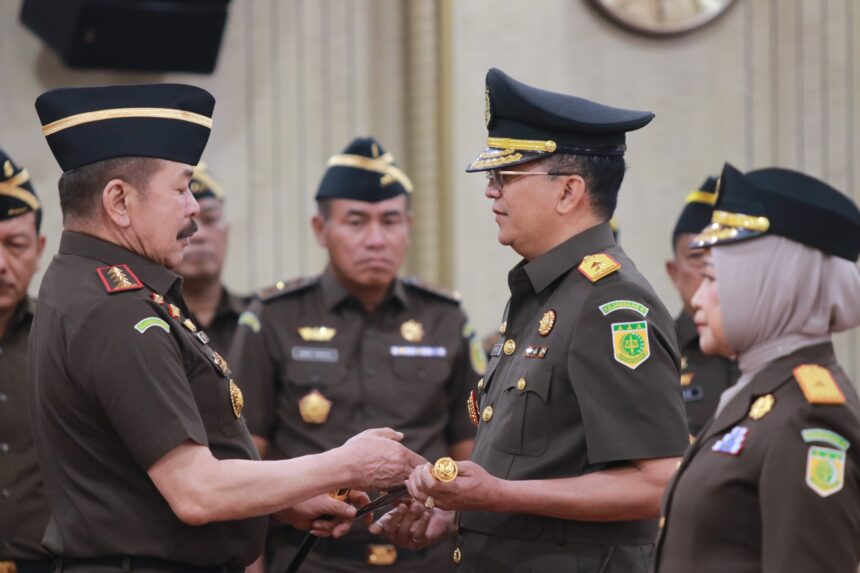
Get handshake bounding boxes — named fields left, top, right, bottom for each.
left=278, top=427, right=499, bottom=550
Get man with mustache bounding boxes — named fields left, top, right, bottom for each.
left=0, top=148, right=51, bottom=573
left=174, top=163, right=247, bottom=357
left=231, top=136, right=483, bottom=572
left=28, top=85, right=424, bottom=573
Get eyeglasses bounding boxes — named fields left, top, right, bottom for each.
left=485, top=170, right=577, bottom=191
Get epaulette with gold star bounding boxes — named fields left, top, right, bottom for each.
left=257, top=276, right=319, bottom=302
left=401, top=276, right=461, bottom=304
left=578, top=253, right=621, bottom=283
left=96, top=264, right=143, bottom=294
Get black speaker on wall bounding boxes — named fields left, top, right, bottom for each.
left=20, top=0, right=231, bottom=74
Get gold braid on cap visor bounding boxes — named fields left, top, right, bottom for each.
left=41, top=107, right=213, bottom=136
left=693, top=210, right=770, bottom=246
left=0, top=169, right=41, bottom=211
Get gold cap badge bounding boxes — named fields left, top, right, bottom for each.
left=794, top=364, right=846, bottom=404
left=299, top=390, right=333, bottom=424
left=749, top=394, right=775, bottom=420
left=297, top=326, right=337, bottom=342
left=229, top=380, right=244, bottom=418
left=400, top=319, right=425, bottom=343
left=538, top=309, right=556, bottom=336
left=578, top=253, right=621, bottom=283
left=431, top=457, right=459, bottom=482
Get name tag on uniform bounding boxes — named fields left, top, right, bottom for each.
left=490, top=343, right=503, bottom=357
left=390, top=345, right=447, bottom=358
left=291, top=346, right=340, bottom=363
left=682, top=386, right=703, bottom=402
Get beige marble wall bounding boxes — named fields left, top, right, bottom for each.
left=0, top=0, right=857, bottom=377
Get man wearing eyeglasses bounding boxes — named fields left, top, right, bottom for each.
left=372, top=69, right=689, bottom=572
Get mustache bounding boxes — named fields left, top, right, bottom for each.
left=177, top=220, right=198, bottom=240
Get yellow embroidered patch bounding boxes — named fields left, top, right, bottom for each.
left=611, top=321, right=650, bottom=370
left=578, top=253, right=621, bottom=283
left=794, top=364, right=846, bottom=404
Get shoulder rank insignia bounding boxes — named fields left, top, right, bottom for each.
left=611, top=321, right=650, bottom=369
left=298, top=326, right=337, bottom=342
left=794, top=364, right=846, bottom=405
left=401, top=319, right=424, bottom=342
left=401, top=276, right=461, bottom=303
left=257, top=276, right=319, bottom=302
left=96, top=264, right=143, bottom=293
left=578, top=253, right=620, bottom=283
left=748, top=394, right=775, bottom=420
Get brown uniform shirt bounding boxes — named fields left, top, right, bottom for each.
left=676, top=312, right=739, bottom=436
left=0, top=298, right=51, bottom=560
left=28, top=231, right=266, bottom=566
left=191, top=287, right=248, bottom=357
left=459, top=223, right=689, bottom=570
left=655, top=342, right=860, bottom=573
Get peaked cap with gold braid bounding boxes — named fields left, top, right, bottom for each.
left=316, top=137, right=413, bottom=202
left=0, top=147, right=42, bottom=230
left=671, top=175, right=718, bottom=248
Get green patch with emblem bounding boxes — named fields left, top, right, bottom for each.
left=599, top=300, right=650, bottom=317
left=134, top=317, right=170, bottom=334
left=463, top=321, right=487, bottom=374
left=238, top=310, right=261, bottom=333
left=806, top=446, right=845, bottom=497
left=611, top=321, right=650, bottom=370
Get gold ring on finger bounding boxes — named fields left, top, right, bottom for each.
left=424, top=496, right=435, bottom=509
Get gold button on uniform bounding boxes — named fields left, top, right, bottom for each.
left=503, top=339, right=516, bottom=355
left=516, top=377, right=526, bottom=391
left=453, top=547, right=462, bottom=564
left=477, top=378, right=484, bottom=390
left=482, top=405, right=494, bottom=422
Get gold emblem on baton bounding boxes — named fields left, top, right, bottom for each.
left=431, top=457, right=458, bottom=483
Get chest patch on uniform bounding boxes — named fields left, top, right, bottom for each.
left=599, top=300, right=650, bottom=317
left=748, top=394, right=775, bottom=420
left=682, top=386, right=703, bottom=402
left=806, top=446, right=845, bottom=497
left=611, top=321, right=650, bottom=369
left=390, top=345, right=447, bottom=358
left=299, top=390, right=332, bottom=424
left=298, top=326, right=337, bottom=342
left=400, top=319, right=425, bottom=342
left=711, top=425, right=749, bottom=456
left=238, top=311, right=261, bottom=333
left=292, top=346, right=339, bottom=362
left=577, top=253, right=621, bottom=283
left=96, top=264, right=143, bottom=293
left=524, top=345, right=548, bottom=359
left=134, top=317, right=170, bottom=334
left=794, top=364, right=846, bottom=404
left=537, top=310, right=556, bottom=336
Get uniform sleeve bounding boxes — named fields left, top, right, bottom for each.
left=568, top=284, right=690, bottom=464
left=227, top=298, right=278, bottom=440
left=759, top=408, right=860, bottom=572
left=67, top=299, right=208, bottom=470
left=444, top=312, right=482, bottom=446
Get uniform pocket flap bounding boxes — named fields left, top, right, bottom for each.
left=504, top=367, right=552, bottom=402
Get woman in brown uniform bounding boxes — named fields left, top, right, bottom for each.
left=654, top=163, right=860, bottom=572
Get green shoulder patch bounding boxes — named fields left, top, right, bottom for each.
left=599, top=300, right=650, bottom=317
left=134, top=317, right=170, bottom=334
left=238, top=310, right=262, bottom=333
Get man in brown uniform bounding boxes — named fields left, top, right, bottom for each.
left=0, top=149, right=50, bottom=573
left=28, top=84, right=424, bottom=573
left=374, top=68, right=690, bottom=572
left=666, top=176, right=738, bottom=435
left=231, top=137, right=482, bottom=572
left=174, top=162, right=246, bottom=356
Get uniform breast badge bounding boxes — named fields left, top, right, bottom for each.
left=400, top=319, right=424, bottom=343
left=794, top=364, right=846, bottom=404
left=431, top=457, right=459, bottom=482
left=611, top=321, right=651, bottom=369
left=299, top=390, right=332, bottom=424
left=229, top=380, right=244, bottom=418
left=577, top=253, right=621, bottom=283
left=96, top=264, right=143, bottom=293
left=467, top=390, right=480, bottom=427
left=524, top=345, right=547, bottom=359
left=482, top=405, right=494, bottom=423
left=538, top=309, right=556, bottom=336
left=297, top=326, right=337, bottom=342
left=680, top=372, right=695, bottom=387
left=711, top=426, right=749, bottom=456
left=167, top=304, right=181, bottom=319
left=748, top=394, right=775, bottom=420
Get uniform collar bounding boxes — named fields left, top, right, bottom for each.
left=320, top=266, right=409, bottom=312
left=1, top=297, right=35, bottom=343
left=675, top=311, right=699, bottom=349
left=516, top=222, right=616, bottom=294
left=58, top=230, right=181, bottom=295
